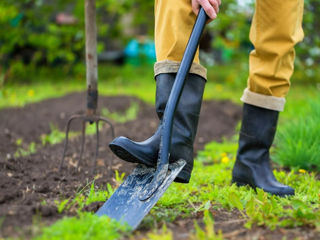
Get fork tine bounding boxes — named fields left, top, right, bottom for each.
left=78, top=120, right=87, bottom=169
left=91, top=120, right=99, bottom=175
left=98, top=118, right=114, bottom=177
left=61, top=114, right=114, bottom=175
left=60, top=115, right=80, bottom=171
left=98, top=116, right=115, bottom=138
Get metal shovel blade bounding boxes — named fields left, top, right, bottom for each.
left=96, top=159, right=186, bottom=230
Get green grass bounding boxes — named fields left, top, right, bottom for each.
left=54, top=172, right=125, bottom=215
left=33, top=213, right=131, bottom=240
left=0, top=64, right=157, bottom=109
left=0, top=62, right=248, bottom=110
left=33, top=138, right=320, bottom=239
left=273, top=96, right=320, bottom=171
left=153, top=139, right=320, bottom=230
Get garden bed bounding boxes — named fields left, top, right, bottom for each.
left=1, top=92, right=319, bottom=239
left=0, top=92, right=242, bottom=238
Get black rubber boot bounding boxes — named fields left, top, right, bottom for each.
left=109, top=73, right=206, bottom=183
left=232, top=103, right=294, bottom=196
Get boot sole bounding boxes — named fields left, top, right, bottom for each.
left=232, top=176, right=294, bottom=197
left=109, top=143, right=155, bottom=167
left=110, top=143, right=191, bottom=183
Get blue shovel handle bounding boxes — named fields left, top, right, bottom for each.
left=140, top=8, right=208, bottom=201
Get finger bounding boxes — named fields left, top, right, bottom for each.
left=198, top=0, right=216, bottom=19
left=192, top=0, right=200, bottom=16
left=209, top=0, right=219, bottom=14
left=217, top=0, right=221, bottom=5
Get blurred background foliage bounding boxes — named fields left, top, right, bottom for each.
left=0, top=0, right=319, bottom=85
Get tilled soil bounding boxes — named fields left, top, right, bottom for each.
left=0, top=92, right=241, bottom=238
left=1, top=92, right=317, bottom=240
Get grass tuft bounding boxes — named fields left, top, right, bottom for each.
left=34, top=213, right=131, bottom=240
left=273, top=97, right=320, bottom=171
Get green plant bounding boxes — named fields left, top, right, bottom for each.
left=33, top=212, right=131, bottom=240
left=55, top=179, right=115, bottom=214
left=145, top=225, right=173, bottom=240
left=294, top=0, right=320, bottom=83
left=40, top=124, right=66, bottom=146
left=0, top=217, right=4, bottom=229
left=1, top=0, right=154, bottom=83
left=14, top=140, right=36, bottom=158
left=153, top=138, right=320, bottom=230
left=197, top=138, right=238, bottom=165
left=102, top=101, right=139, bottom=123
left=273, top=97, right=320, bottom=171
left=191, top=210, right=224, bottom=240
left=55, top=199, right=70, bottom=214
left=85, top=182, right=109, bottom=206
left=27, top=137, right=320, bottom=238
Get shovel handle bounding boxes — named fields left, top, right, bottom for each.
left=140, top=8, right=208, bottom=201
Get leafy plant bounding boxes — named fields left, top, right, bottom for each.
left=55, top=179, right=115, bottom=214
left=145, top=225, right=173, bottom=240
left=197, top=138, right=238, bottom=164
left=191, top=210, right=224, bottom=240
left=85, top=182, right=109, bottom=206
left=14, top=140, right=37, bottom=158
left=1, top=0, right=154, bottom=83
left=154, top=138, right=320, bottom=230
left=102, top=101, right=139, bottom=123
left=40, top=124, right=66, bottom=146
left=55, top=199, right=70, bottom=214
left=34, top=212, right=131, bottom=240
left=273, top=97, right=320, bottom=171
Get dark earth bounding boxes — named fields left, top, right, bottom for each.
left=0, top=92, right=318, bottom=239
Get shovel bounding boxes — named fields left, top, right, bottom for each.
left=96, top=8, right=208, bottom=230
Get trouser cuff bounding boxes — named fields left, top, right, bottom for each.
left=154, top=60, right=207, bottom=80
left=241, top=88, right=286, bottom=112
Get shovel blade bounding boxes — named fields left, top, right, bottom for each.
left=96, top=159, right=186, bottom=230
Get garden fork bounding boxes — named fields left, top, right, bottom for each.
left=59, top=0, right=114, bottom=174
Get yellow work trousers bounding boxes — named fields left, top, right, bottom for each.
left=154, top=0, right=304, bottom=111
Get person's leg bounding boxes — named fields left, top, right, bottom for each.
left=232, top=0, right=304, bottom=196
left=154, top=0, right=207, bottom=78
left=110, top=0, right=207, bottom=183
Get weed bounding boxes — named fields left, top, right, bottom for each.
left=40, top=124, right=66, bottom=146
left=54, top=199, right=70, bottom=214
left=101, top=101, right=139, bottom=123
left=144, top=224, right=173, bottom=240
left=54, top=179, right=115, bottom=214
left=191, top=210, right=224, bottom=240
left=85, top=182, right=109, bottom=206
left=40, top=200, right=47, bottom=206
left=14, top=140, right=37, bottom=158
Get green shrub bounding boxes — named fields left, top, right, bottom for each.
left=0, top=0, right=154, bottom=82
left=273, top=97, right=320, bottom=171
